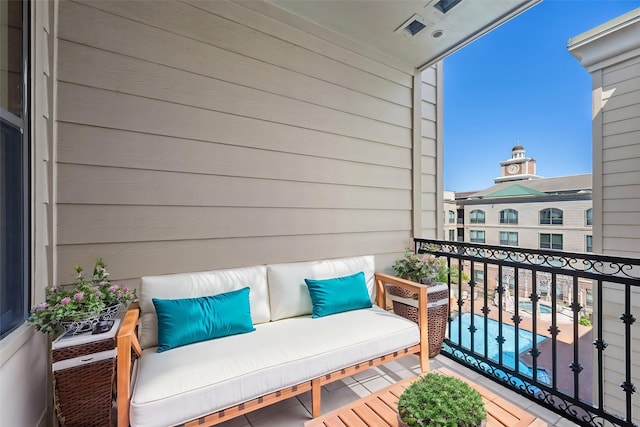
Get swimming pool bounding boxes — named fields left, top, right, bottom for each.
left=445, top=313, right=549, bottom=383
left=519, top=301, right=552, bottom=314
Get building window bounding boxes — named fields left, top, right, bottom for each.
left=470, top=230, right=485, bottom=243
left=448, top=210, right=455, bottom=224
left=470, top=209, right=485, bottom=224
left=586, top=235, right=593, bottom=252
left=499, top=209, right=518, bottom=225
left=586, top=208, right=592, bottom=226
left=540, top=233, right=563, bottom=250
left=499, top=231, right=518, bottom=246
left=448, top=229, right=455, bottom=241
left=1, top=0, right=30, bottom=339
left=539, top=208, right=563, bottom=225
left=473, top=270, right=485, bottom=283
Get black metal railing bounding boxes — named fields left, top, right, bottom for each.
left=415, top=238, right=639, bottom=427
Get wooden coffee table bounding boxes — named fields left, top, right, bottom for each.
left=305, top=367, right=547, bottom=427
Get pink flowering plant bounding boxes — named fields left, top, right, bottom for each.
left=90, top=258, right=136, bottom=307
left=27, top=258, right=135, bottom=335
left=392, top=248, right=449, bottom=284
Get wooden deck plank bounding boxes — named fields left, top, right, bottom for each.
left=352, top=403, right=388, bottom=425
left=337, top=410, right=368, bottom=427
left=485, top=401, right=521, bottom=426
left=365, top=399, right=398, bottom=426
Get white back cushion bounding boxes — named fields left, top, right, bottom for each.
left=139, top=266, right=269, bottom=350
left=267, top=256, right=375, bottom=321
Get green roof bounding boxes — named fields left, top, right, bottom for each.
left=485, top=184, right=546, bottom=198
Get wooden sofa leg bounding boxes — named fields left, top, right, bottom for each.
left=419, top=351, right=429, bottom=373
left=311, top=378, right=321, bottom=417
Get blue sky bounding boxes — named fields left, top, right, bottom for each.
left=443, top=0, right=640, bottom=191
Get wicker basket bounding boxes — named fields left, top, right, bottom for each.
left=389, top=283, right=449, bottom=358
left=52, top=336, right=116, bottom=363
left=53, top=356, right=115, bottom=427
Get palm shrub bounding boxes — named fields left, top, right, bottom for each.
left=397, top=373, right=487, bottom=427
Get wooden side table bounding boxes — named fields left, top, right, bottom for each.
left=51, top=319, right=121, bottom=427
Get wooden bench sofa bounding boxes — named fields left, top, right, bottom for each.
left=116, top=256, right=430, bottom=427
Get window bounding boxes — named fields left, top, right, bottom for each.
left=586, top=235, right=593, bottom=252
left=586, top=208, right=592, bottom=226
left=470, top=230, right=485, bottom=243
left=499, top=209, right=518, bottom=225
left=540, top=233, right=563, bottom=250
left=499, top=231, right=518, bottom=246
left=1, top=0, right=29, bottom=339
left=539, top=208, right=563, bottom=225
left=448, top=210, right=455, bottom=224
left=448, top=229, right=455, bottom=241
left=470, top=209, right=485, bottom=224
left=473, top=270, right=485, bottom=283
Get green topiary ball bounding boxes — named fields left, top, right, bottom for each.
left=397, top=373, right=487, bottom=427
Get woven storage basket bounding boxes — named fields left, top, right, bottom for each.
left=52, top=336, right=116, bottom=363
left=53, top=357, right=115, bottom=427
left=390, top=284, right=449, bottom=358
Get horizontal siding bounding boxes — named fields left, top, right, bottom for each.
left=57, top=40, right=412, bottom=130
left=593, top=36, right=640, bottom=421
left=601, top=54, right=640, bottom=261
left=57, top=206, right=411, bottom=244
left=183, top=0, right=414, bottom=86
left=57, top=124, right=410, bottom=189
left=420, top=66, right=438, bottom=239
left=63, top=1, right=412, bottom=106
left=57, top=164, right=412, bottom=209
left=56, top=231, right=412, bottom=285
left=55, top=0, right=416, bottom=284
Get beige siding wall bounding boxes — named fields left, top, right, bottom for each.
left=600, top=56, right=640, bottom=256
left=54, top=0, right=425, bottom=285
left=593, top=54, right=640, bottom=419
left=420, top=65, right=441, bottom=238
left=0, top=1, right=54, bottom=426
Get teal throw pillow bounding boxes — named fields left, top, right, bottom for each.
left=153, top=287, right=255, bottom=352
left=304, top=271, right=372, bottom=318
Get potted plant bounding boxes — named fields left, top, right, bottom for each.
left=397, top=373, right=487, bottom=427
left=390, top=248, right=450, bottom=357
left=28, top=259, right=136, bottom=336
left=85, top=258, right=136, bottom=320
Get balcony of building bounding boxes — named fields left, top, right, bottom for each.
left=1, top=1, right=639, bottom=426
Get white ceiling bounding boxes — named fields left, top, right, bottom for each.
left=268, top=0, right=540, bottom=70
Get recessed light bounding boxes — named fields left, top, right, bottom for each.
left=432, top=30, right=444, bottom=38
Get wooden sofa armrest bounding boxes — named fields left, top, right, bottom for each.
left=374, top=273, right=429, bottom=372
left=117, top=303, right=141, bottom=427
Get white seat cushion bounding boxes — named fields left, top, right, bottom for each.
left=267, top=256, right=375, bottom=321
left=138, top=266, right=270, bottom=349
left=129, top=306, right=418, bottom=427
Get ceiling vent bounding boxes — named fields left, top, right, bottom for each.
left=433, top=0, right=463, bottom=14
left=395, top=14, right=431, bottom=37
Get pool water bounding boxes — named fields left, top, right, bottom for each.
left=445, top=313, right=549, bottom=383
left=519, top=301, right=552, bottom=314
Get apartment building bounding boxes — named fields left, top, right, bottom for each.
left=446, top=146, right=593, bottom=254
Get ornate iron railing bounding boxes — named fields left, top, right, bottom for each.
left=414, top=238, right=639, bottom=427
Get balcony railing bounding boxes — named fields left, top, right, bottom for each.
left=414, top=238, right=639, bottom=427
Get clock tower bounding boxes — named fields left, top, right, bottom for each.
left=494, top=144, right=541, bottom=183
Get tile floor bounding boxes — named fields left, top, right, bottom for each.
left=216, top=354, right=573, bottom=427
